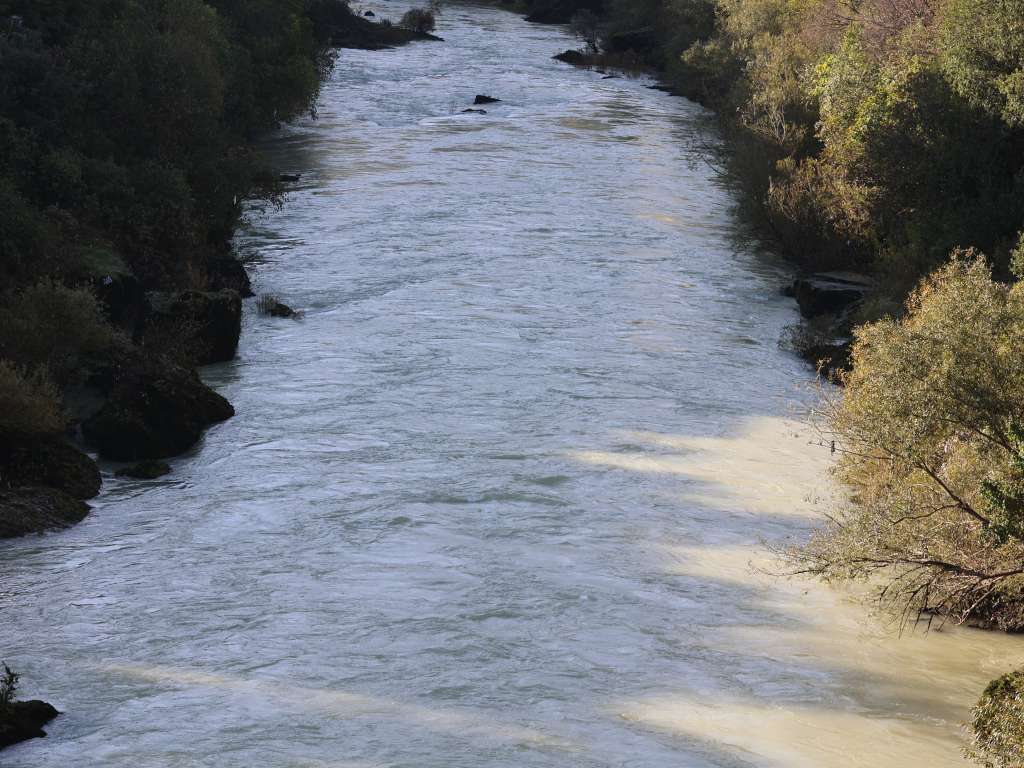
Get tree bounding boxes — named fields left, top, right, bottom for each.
left=790, top=254, right=1024, bottom=629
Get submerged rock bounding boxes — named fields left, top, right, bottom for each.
left=473, top=94, right=500, bottom=104
left=0, top=488, right=90, bottom=539
left=787, top=272, right=874, bottom=319
left=462, top=108, right=487, bottom=114
left=0, top=699, right=60, bottom=749
left=0, top=436, right=101, bottom=500
left=81, top=350, right=233, bottom=461
left=144, top=289, right=242, bottom=365
left=116, top=460, right=171, bottom=479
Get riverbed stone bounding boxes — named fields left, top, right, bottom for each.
left=0, top=700, right=60, bottom=749
left=144, top=289, right=242, bottom=365
left=0, top=488, right=90, bottom=538
left=473, top=94, right=500, bottom=104
left=0, top=436, right=101, bottom=500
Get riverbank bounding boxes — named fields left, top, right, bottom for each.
left=0, top=1, right=440, bottom=545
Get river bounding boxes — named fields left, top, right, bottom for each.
left=2, top=3, right=1022, bottom=766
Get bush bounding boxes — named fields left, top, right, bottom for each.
left=788, top=254, right=1024, bottom=629
left=0, top=282, right=118, bottom=386
left=0, top=664, right=18, bottom=712
left=399, top=8, right=435, bottom=34
left=967, top=670, right=1024, bottom=767
left=0, top=362, right=66, bottom=437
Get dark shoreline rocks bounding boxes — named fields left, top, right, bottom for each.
left=786, top=272, right=874, bottom=319
left=144, top=289, right=242, bottom=365
left=0, top=436, right=101, bottom=501
left=81, top=350, right=233, bottom=462
left=0, top=488, right=90, bottom=539
left=0, top=700, right=60, bottom=749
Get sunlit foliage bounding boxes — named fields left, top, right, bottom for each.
left=790, top=255, right=1024, bottom=629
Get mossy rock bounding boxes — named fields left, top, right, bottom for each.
left=0, top=436, right=101, bottom=500
left=0, top=488, right=90, bottom=538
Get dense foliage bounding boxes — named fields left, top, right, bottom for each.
left=969, top=669, right=1024, bottom=768
left=567, top=0, right=1024, bottom=299
left=790, top=256, right=1024, bottom=629
left=0, top=0, right=353, bottom=437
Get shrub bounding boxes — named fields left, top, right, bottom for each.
left=0, top=664, right=19, bottom=712
left=788, top=254, right=1024, bottom=629
left=0, top=362, right=66, bottom=437
left=967, top=670, right=1024, bottom=767
left=399, top=8, right=435, bottom=34
left=0, top=282, right=118, bottom=386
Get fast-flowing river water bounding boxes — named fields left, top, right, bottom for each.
left=3, top=4, right=1023, bottom=766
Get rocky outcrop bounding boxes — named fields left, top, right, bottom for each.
left=786, top=272, right=874, bottom=319
left=144, top=289, right=242, bottom=365
left=81, top=350, right=233, bottom=461
left=553, top=49, right=588, bottom=65
left=798, top=340, right=852, bottom=381
left=0, top=488, right=90, bottom=538
left=0, top=700, right=60, bottom=749
left=0, top=436, right=100, bottom=500
left=208, top=256, right=253, bottom=298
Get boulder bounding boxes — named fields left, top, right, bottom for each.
left=553, top=49, right=588, bottom=65
left=364, top=10, right=375, bottom=16
left=0, top=700, right=60, bottom=749
left=0, top=436, right=101, bottom=500
left=0, top=488, right=90, bottom=538
left=473, top=94, right=500, bottom=105
left=144, top=289, right=242, bottom=365
left=256, top=296, right=298, bottom=318
left=788, top=272, right=874, bottom=318
left=116, top=460, right=171, bottom=479
left=81, top=350, right=233, bottom=461
left=208, top=256, right=253, bottom=298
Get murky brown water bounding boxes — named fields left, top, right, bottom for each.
left=2, top=3, right=1022, bottom=765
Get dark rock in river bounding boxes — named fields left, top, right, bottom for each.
left=0, top=488, right=90, bottom=538
left=81, top=350, right=234, bottom=461
left=789, top=272, right=873, bottom=318
left=462, top=108, right=487, bottom=114
left=553, top=49, right=587, bottom=65
left=208, top=256, right=253, bottom=298
left=364, top=10, right=374, bottom=16
left=473, top=94, right=500, bottom=104
left=0, top=699, right=60, bottom=749
left=0, top=436, right=101, bottom=500
left=116, top=460, right=171, bottom=479
left=257, top=295, right=299, bottom=318
left=144, top=289, right=242, bottom=365
left=279, top=173, right=301, bottom=183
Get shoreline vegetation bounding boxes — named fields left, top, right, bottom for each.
left=536, top=0, right=1024, bottom=762
left=2, top=0, right=1023, bottom=761
left=0, top=0, right=438, bottom=748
